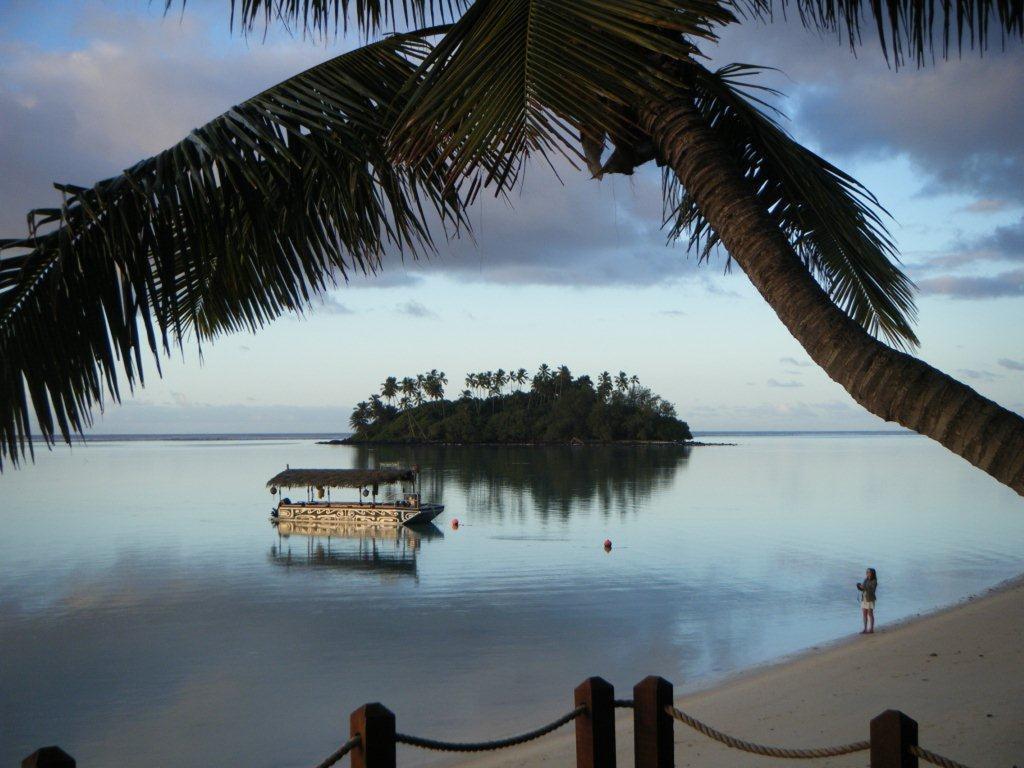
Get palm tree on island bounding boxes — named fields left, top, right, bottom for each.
left=0, top=1, right=1022, bottom=493
left=381, top=376, right=399, bottom=406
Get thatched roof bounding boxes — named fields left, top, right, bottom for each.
left=267, top=468, right=416, bottom=489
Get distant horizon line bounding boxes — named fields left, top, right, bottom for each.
left=29, top=429, right=915, bottom=442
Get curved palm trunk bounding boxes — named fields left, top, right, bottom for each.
left=641, top=101, right=1024, bottom=496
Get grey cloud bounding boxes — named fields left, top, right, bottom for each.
left=657, top=309, right=687, bottom=317
left=956, top=368, right=1001, bottom=382
left=729, top=25, right=1022, bottom=204
left=766, top=379, right=804, bottom=388
left=916, top=269, right=1024, bottom=298
left=396, top=300, right=437, bottom=319
left=313, top=295, right=355, bottom=315
left=0, top=8, right=706, bottom=290
left=780, top=357, right=811, bottom=367
left=0, top=7, right=330, bottom=233
left=998, top=358, right=1024, bottom=371
left=961, top=199, right=1012, bottom=213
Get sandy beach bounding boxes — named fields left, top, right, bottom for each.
left=456, top=577, right=1024, bottom=768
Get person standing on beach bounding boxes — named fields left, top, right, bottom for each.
left=857, top=568, right=878, bottom=634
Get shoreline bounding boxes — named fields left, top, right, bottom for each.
left=445, top=573, right=1024, bottom=768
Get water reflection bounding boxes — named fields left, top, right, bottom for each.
left=345, top=443, right=691, bottom=519
left=269, top=521, right=443, bottom=579
left=2, top=436, right=1023, bottom=768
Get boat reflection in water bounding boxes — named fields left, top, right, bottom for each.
left=269, top=519, right=443, bottom=580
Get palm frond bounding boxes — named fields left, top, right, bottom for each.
left=390, top=0, right=736, bottom=191
left=0, top=32, right=469, bottom=468
left=664, top=63, right=919, bottom=348
left=179, top=0, right=471, bottom=36
left=766, top=0, right=1024, bottom=66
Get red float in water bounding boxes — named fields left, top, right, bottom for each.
left=603, top=539, right=612, bottom=550
left=451, top=518, right=460, bottom=529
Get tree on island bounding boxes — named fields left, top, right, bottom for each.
left=1, top=1, right=1022, bottom=493
left=346, top=365, right=692, bottom=444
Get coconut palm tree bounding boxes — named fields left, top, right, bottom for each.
left=597, top=371, right=614, bottom=403
left=465, top=372, right=478, bottom=397
left=515, top=368, right=528, bottom=391
left=349, top=401, right=372, bottom=433
left=1, top=1, right=1022, bottom=494
left=381, top=376, right=399, bottom=406
left=399, top=376, right=419, bottom=409
left=615, top=372, right=630, bottom=394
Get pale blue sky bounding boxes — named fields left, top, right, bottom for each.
left=1, top=1, right=1022, bottom=432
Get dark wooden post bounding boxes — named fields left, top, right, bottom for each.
left=633, top=676, right=673, bottom=768
left=22, top=747, right=76, bottom=768
left=871, top=710, right=918, bottom=768
left=575, top=676, right=616, bottom=768
left=350, top=703, right=396, bottom=768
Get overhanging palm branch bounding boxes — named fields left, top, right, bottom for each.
left=663, top=63, right=919, bottom=348
left=199, top=0, right=470, bottom=35
left=775, top=0, right=1024, bottom=66
left=214, top=0, right=1023, bottom=67
left=0, top=31, right=469, bottom=468
left=389, top=0, right=736, bottom=188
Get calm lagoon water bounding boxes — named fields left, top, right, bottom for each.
left=1, top=434, right=1022, bottom=766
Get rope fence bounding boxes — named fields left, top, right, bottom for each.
left=665, top=705, right=871, bottom=759
left=19, top=675, right=989, bottom=768
left=393, top=704, right=585, bottom=752
left=313, top=735, right=360, bottom=768
left=911, top=744, right=976, bottom=768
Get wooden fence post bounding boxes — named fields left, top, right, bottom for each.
left=351, top=703, right=396, bottom=768
left=870, top=710, right=918, bottom=768
left=633, top=676, right=674, bottom=768
left=21, top=747, right=76, bottom=768
left=575, top=676, right=616, bottom=768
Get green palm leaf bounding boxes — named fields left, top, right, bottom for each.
left=390, top=0, right=735, bottom=189
left=664, top=63, right=919, bottom=348
left=0, top=32, right=468, bottom=468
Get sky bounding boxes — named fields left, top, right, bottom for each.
left=1, top=0, right=1022, bottom=433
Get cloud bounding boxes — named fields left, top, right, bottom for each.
left=0, top=7, right=709, bottom=290
left=396, top=300, right=437, bottom=319
left=961, top=199, right=1012, bottom=214
left=916, top=269, right=1024, bottom=299
left=956, top=368, right=1001, bottom=382
left=712, top=24, right=1024, bottom=206
left=657, top=309, right=687, bottom=317
left=313, top=295, right=355, bottom=315
left=780, top=356, right=811, bottom=367
left=998, top=358, right=1024, bottom=371
left=766, top=379, right=804, bottom=388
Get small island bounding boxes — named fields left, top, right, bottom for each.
left=343, top=365, right=692, bottom=444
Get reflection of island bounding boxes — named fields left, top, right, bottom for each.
left=341, top=444, right=690, bottom=519
left=270, top=521, right=443, bottom=579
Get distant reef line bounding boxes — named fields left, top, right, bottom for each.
left=317, top=438, right=736, bottom=447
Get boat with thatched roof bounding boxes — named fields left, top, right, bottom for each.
left=266, top=466, right=444, bottom=526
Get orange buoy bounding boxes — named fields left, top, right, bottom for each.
left=451, top=518, right=460, bottom=529
left=603, top=539, right=612, bottom=551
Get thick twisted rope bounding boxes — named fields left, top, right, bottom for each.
left=910, top=745, right=975, bottom=768
left=313, top=735, right=361, bottom=768
left=666, top=706, right=870, bottom=759
left=614, top=699, right=635, bottom=708
left=394, top=704, right=586, bottom=752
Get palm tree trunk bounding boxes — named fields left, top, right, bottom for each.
left=640, top=99, right=1024, bottom=496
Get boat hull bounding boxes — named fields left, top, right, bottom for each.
left=274, top=501, right=444, bottom=527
